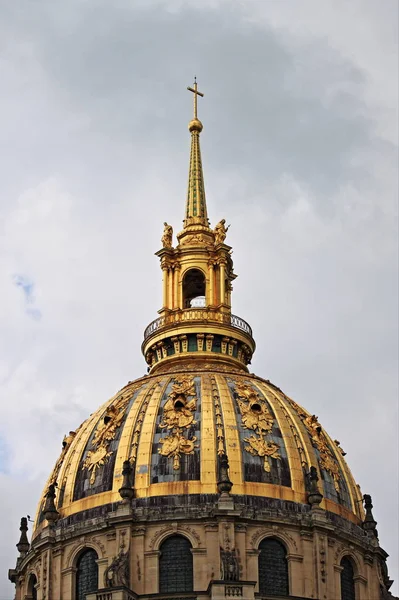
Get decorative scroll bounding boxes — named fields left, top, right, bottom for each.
left=233, top=380, right=280, bottom=472
left=82, top=389, right=137, bottom=485
left=158, top=376, right=198, bottom=469
left=289, top=399, right=341, bottom=491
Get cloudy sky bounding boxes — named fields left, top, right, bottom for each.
left=0, top=0, right=397, bottom=597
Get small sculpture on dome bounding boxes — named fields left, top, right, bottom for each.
left=16, top=517, right=30, bottom=556
left=214, top=219, right=229, bottom=245
left=308, top=466, right=323, bottom=508
left=217, top=452, right=233, bottom=496
left=334, top=439, right=347, bottom=456
left=118, top=459, right=134, bottom=502
left=363, top=494, right=378, bottom=538
left=43, top=483, right=59, bottom=523
left=161, top=222, right=173, bottom=248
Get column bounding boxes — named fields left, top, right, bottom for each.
left=173, top=266, right=180, bottom=309
left=209, top=262, right=214, bottom=306
left=168, top=268, right=173, bottom=309
left=220, top=261, right=226, bottom=305
left=162, top=267, right=168, bottom=308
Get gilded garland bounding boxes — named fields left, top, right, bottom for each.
left=233, top=380, right=280, bottom=472
left=158, top=376, right=198, bottom=469
left=289, top=399, right=341, bottom=492
left=82, top=388, right=139, bottom=485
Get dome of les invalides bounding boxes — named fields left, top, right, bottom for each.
left=9, top=82, right=396, bottom=600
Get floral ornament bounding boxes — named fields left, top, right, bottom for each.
left=233, top=380, right=280, bottom=471
left=158, top=376, right=198, bottom=469
left=82, top=388, right=137, bottom=485
left=244, top=436, right=280, bottom=472
left=83, top=446, right=113, bottom=485
left=289, top=399, right=341, bottom=492
left=159, top=430, right=198, bottom=470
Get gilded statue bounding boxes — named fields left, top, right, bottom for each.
left=214, top=219, right=229, bottom=245
left=161, top=222, right=173, bottom=248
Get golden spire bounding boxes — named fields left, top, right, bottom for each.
left=184, top=78, right=209, bottom=229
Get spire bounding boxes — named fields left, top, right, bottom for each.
left=184, top=78, right=209, bottom=229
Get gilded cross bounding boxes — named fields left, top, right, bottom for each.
left=187, top=77, right=204, bottom=120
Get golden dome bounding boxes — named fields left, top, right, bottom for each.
left=33, top=364, right=363, bottom=536
left=12, top=79, right=395, bottom=600
left=32, top=79, right=364, bottom=537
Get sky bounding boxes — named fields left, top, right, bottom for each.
left=0, top=0, right=398, bottom=597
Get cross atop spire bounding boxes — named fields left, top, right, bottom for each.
left=187, top=77, right=204, bottom=120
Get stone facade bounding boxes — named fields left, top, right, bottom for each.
left=9, top=493, right=394, bottom=600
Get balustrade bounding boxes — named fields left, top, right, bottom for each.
left=143, top=309, right=252, bottom=341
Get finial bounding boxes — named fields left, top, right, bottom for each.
left=16, top=517, right=30, bottom=556
left=119, top=459, right=134, bottom=502
left=217, top=452, right=233, bottom=496
left=362, top=494, right=378, bottom=538
left=43, top=483, right=59, bottom=523
left=187, top=78, right=204, bottom=132
left=308, top=466, right=323, bottom=508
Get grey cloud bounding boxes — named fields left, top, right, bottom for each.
left=2, top=1, right=376, bottom=204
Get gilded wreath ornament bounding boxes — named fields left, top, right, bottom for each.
left=158, top=376, right=198, bottom=469
left=233, top=380, right=281, bottom=471
left=289, top=399, right=341, bottom=491
left=82, top=388, right=137, bottom=485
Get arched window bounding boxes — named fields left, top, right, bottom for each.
left=27, top=574, right=37, bottom=600
left=258, top=538, right=289, bottom=597
left=159, top=535, right=193, bottom=592
left=183, top=269, right=205, bottom=308
left=341, top=557, right=356, bottom=600
left=76, top=549, right=98, bottom=600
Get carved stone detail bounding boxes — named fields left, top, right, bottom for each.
left=221, top=548, right=239, bottom=581
left=104, top=551, right=130, bottom=588
left=250, top=528, right=298, bottom=552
